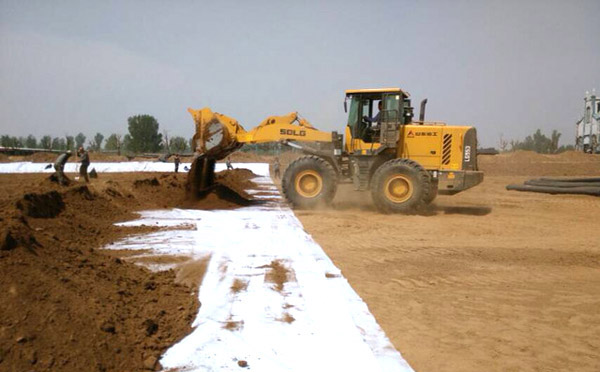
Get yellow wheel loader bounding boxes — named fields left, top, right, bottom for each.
left=187, top=87, right=483, bottom=213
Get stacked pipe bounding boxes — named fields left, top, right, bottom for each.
left=506, top=177, right=600, bottom=196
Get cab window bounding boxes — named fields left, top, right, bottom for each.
left=381, top=94, right=401, bottom=122
left=347, top=96, right=360, bottom=131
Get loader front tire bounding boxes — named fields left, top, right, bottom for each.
left=282, top=155, right=337, bottom=209
left=423, top=178, right=438, bottom=205
left=370, top=159, right=431, bottom=213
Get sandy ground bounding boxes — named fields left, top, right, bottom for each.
left=0, top=170, right=254, bottom=372
left=1, top=150, right=599, bottom=371
left=295, top=154, right=600, bottom=372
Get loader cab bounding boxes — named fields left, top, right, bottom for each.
left=344, top=88, right=413, bottom=152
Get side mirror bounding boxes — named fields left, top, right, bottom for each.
left=344, top=99, right=347, bottom=113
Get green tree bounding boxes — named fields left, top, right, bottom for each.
left=65, top=135, right=75, bottom=151
left=550, top=130, right=561, bottom=153
left=1, top=135, right=16, bottom=147
left=75, top=133, right=86, bottom=149
left=510, top=129, right=566, bottom=154
left=51, top=137, right=66, bottom=150
left=169, top=136, right=188, bottom=153
left=25, top=135, right=37, bottom=148
left=92, top=132, right=104, bottom=151
left=126, top=115, right=163, bottom=153
left=105, top=133, right=123, bottom=154
left=40, top=135, right=52, bottom=149
left=122, top=134, right=132, bottom=152
left=557, top=144, right=575, bottom=153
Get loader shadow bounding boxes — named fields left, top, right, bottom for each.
left=327, top=199, right=493, bottom=216
left=433, top=205, right=493, bottom=216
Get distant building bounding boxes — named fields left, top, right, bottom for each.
left=575, top=90, right=600, bottom=153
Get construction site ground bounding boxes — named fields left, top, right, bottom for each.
left=0, top=150, right=599, bottom=371
left=295, top=151, right=600, bottom=372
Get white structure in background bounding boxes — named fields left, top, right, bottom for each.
left=575, top=89, right=600, bottom=154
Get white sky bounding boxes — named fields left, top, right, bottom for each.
left=1, top=0, right=599, bottom=147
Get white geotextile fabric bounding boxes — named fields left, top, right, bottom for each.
left=0, top=161, right=269, bottom=175
left=104, top=170, right=415, bottom=372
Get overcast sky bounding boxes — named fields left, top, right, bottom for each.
left=1, top=0, right=599, bottom=147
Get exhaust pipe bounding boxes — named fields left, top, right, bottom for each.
left=419, top=99, right=428, bottom=122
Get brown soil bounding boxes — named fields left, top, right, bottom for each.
left=263, top=260, right=294, bottom=292
left=223, top=319, right=244, bottom=331
left=214, top=168, right=259, bottom=200
left=279, top=313, right=295, bottom=324
left=182, top=162, right=260, bottom=209
left=478, top=150, right=600, bottom=176
left=0, top=170, right=256, bottom=372
left=222, top=151, right=271, bottom=163
left=296, top=153, right=600, bottom=372
left=230, top=278, right=249, bottom=294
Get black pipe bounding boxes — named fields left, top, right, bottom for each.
left=506, top=184, right=600, bottom=196
left=535, top=177, right=600, bottom=183
left=419, top=98, right=428, bottom=122
left=524, top=180, right=600, bottom=188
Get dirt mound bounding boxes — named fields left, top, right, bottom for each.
left=16, top=191, right=65, bottom=218
left=27, top=152, right=57, bottom=163
left=134, top=177, right=160, bottom=187
left=223, top=151, right=271, bottom=163
left=184, top=161, right=261, bottom=209
left=554, top=150, right=599, bottom=161
left=479, top=151, right=600, bottom=176
left=497, top=150, right=546, bottom=161
left=0, top=173, right=201, bottom=372
left=214, top=168, right=259, bottom=200
left=0, top=216, right=39, bottom=252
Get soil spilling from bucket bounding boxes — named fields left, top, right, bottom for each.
left=182, top=167, right=261, bottom=209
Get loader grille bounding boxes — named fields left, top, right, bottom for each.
left=442, top=133, right=452, bottom=165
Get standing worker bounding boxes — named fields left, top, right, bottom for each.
left=273, top=157, right=281, bottom=179
left=77, top=146, right=90, bottom=183
left=226, top=157, right=234, bottom=170
left=53, top=150, right=72, bottom=185
left=174, top=154, right=181, bottom=173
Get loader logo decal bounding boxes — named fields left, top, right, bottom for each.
left=280, top=129, right=307, bottom=137
left=407, top=130, right=437, bottom=138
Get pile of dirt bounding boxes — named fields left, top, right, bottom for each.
left=133, top=177, right=160, bottom=187
left=0, top=174, right=204, bottom=372
left=214, top=168, right=259, bottom=200
left=182, top=163, right=261, bottom=209
left=222, top=151, right=271, bottom=163
left=479, top=151, right=600, bottom=176
left=27, top=152, right=57, bottom=163
left=554, top=150, right=599, bottom=161
left=16, top=191, right=65, bottom=218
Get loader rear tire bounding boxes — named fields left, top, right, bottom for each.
left=282, top=155, right=337, bottom=209
left=370, top=159, right=431, bottom=213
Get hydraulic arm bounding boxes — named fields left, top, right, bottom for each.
left=187, top=107, right=332, bottom=195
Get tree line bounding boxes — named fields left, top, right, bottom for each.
left=499, top=129, right=575, bottom=153
left=0, top=115, right=192, bottom=155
